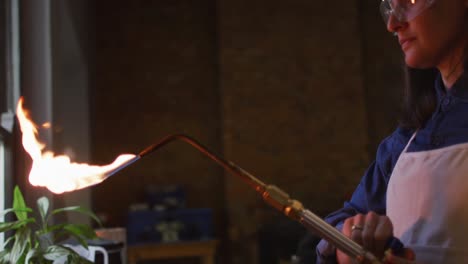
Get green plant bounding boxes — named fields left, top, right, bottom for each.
left=0, top=186, right=102, bottom=264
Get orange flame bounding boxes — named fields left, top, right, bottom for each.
left=16, top=97, right=136, bottom=194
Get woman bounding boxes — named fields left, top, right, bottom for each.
left=317, top=0, right=468, bottom=263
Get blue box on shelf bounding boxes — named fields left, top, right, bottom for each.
left=127, top=208, right=213, bottom=245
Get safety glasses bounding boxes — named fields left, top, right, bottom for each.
left=380, top=0, right=436, bottom=24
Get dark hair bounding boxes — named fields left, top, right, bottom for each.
left=399, top=43, right=468, bottom=130
left=399, top=67, right=438, bottom=130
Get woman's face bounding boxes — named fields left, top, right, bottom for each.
left=387, top=0, right=467, bottom=69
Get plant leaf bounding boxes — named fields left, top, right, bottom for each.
left=38, top=223, right=69, bottom=243
left=52, top=206, right=102, bottom=226
left=64, top=224, right=97, bottom=239
left=56, top=229, right=89, bottom=249
left=24, top=248, right=38, bottom=264
left=40, top=223, right=66, bottom=236
left=37, top=233, right=54, bottom=250
left=13, top=186, right=28, bottom=221
left=0, top=207, right=32, bottom=217
left=37, top=196, right=50, bottom=224
left=8, top=227, right=30, bottom=264
left=0, top=218, right=35, bottom=233
left=58, top=246, right=93, bottom=264
left=64, top=251, right=93, bottom=264
left=43, top=245, right=70, bottom=261
left=3, top=236, right=14, bottom=248
left=56, top=224, right=97, bottom=249
left=0, top=250, right=10, bottom=264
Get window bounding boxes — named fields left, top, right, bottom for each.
left=0, top=0, right=20, bottom=250
left=0, top=138, right=5, bottom=249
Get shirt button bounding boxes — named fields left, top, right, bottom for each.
left=441, top=97, right=451, bottom=111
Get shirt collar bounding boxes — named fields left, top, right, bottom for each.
left=435, top=72, right=468, bottom=100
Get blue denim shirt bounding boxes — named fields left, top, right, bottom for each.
left=316, top=73, right=468, bottom=263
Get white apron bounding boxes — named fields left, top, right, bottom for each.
left=387, top=132, right=468, bottom=263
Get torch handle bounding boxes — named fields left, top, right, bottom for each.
left=299, top=209, right=382, bottom=264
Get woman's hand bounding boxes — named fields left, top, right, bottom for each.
left=383, top=249, right=416, bottom=264
left=336, top=211, right=393, bottom=264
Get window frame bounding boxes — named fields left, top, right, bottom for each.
left=0, top=0, right=20, bottom=250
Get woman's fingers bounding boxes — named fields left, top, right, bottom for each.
left=374, top=216, right=393, bottom=257
left=341, top=212, right=394, bottom=260
left=344, top=214, right=365, bottom=245
left=362, top=212, right=379, bottom=252
left=339, top=215, right=365, bottom=264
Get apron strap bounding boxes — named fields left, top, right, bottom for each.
left=402, top=130, right=418, bottom=154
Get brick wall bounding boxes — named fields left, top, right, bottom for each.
left=92, top=0, right=225, bottom=241
left=91, top=1, right=403, bottom=263
left=218, top=1, right=369, bottom=262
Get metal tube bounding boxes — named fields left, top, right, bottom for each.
left=103, top=156, right=140, bottom=178
left=300, top=209, right=381, bottom=263
left=137, top=134, right=267, bottom=192
left=104, top=134, right=381, bottom=263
